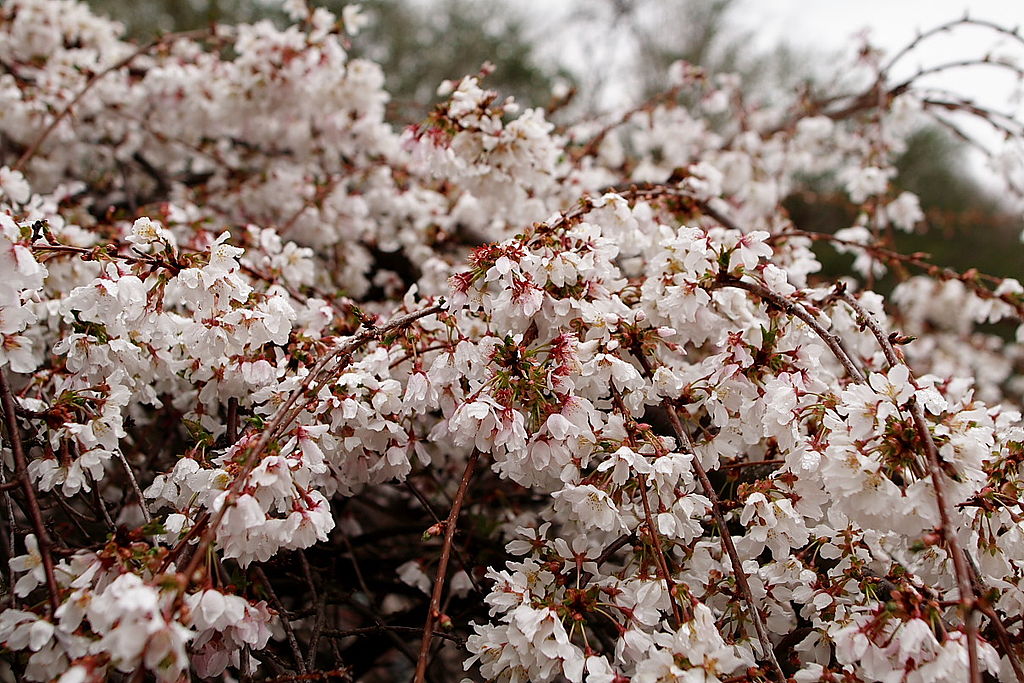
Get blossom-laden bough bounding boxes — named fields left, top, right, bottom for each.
left=1, top=0, right=1024, bottom=681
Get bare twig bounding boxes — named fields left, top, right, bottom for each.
left=636, top=471, right=684, bottom=628
left=115, top=451, right=151, bottom=524
left=262, top=670, right=351, bottom=682
left=324, top=625, right=464, bottom=644
left=299, top=551, right=326, bottom=670
left=413, top=450, right=479, bottom=683
left=716, top=275, right=865, bottom=383
left=227, top=397, right=239, bottom=445
left=13, top=29, right=218, bottom=172
left=0, top=371, right=61, bottom=614
left=254, top=565, right=308, bottom=674
left=402, top=479, right=482, bottom=595
left=170, top=302, right=443, bottom=607
left=339, top=534, right=427, bottom=676
left=609, top=387, right=684, bottom=629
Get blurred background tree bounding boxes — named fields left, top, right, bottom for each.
left=84, top=0, right=1022, bottom=281
left=86, top=0, right=562, bottom=120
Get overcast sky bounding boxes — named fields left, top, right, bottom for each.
left=734, top=1, right=1024, bottom=182
left=526, top=0, right=1024, bottom=189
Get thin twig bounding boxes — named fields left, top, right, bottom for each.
left=629, top=351, right=786, bottom=682
left=0, top=464, right=16, bottom=605
left=636, top=471, right=684, bottom=628
left=253, top=565, right=308, bottom=674
left=838, top=291, right=983, bottom=683
left=609, top=387, right=684, bottom=628
left=115, top=451, right=151, bottom=524
left=170, top=302, right=443, bottom=608
left=323, top=625, right=465, bottom=645
left=261, top=670, right=351, bottom=682
left=13, top=29, right=217, bottom=172
left=339, top=535, right=427, bottom=676
left=717, top=275, right=866, bottom=383
left=299, top=551, right=325, bottom=671
left=0, top=370, right=61, bottom=614
left=403, top=479, right=482, bottom=595
left=227, top=397, right=239, bottom=445
left=413, top=450, right=479, bottom=683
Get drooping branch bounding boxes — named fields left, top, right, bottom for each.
left=838, top=290, right=987, bottom=683
left=13, top=28, right=222, bottom=172
left=115, top=450, right=151, bottom=524
left=413, top=449, right=479, bottom=683
left=170, top=301, right=444, bottom=607
left=715, top=275, right=866, bottom=383
left=629, top=349, right=786, bottom=683
left=0, top=370, right=61, bottom=615
left=609, top=386, right=684, bottom=629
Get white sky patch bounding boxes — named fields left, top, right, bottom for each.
left=733, top=0, right=1024, bottom=188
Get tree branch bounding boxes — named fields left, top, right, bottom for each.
left=0, top=370, right=61, bottom=615
left=413, top=449, right=479, bottom=683
left=629, top=350, right=786, bottom=683
left=838, top=291, right=984, bottom=683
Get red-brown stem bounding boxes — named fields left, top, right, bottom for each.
left=635, top=471, right=684, bottom=629
left=839, top=291, right=984, bottom=683
left=298, top=551, right=325, bottom=670
left=170, top=303, right=443, bottom=611
left=719, top=459, right=785, bottom=471
left=159, top=512, right=209, bottom=573
left=630, top=351, right=786, bottom=682
left=115, top=450, right=151, bottom=524
left=609, top=386, right=684, bottom=628
left=413, top=449, right=479, bottom=683
left=716, top=276, right=866, bottom=383
left=227, top=397, right=239, bottom=445
left=324, top=625, right=464, bottom=644
left=978, top=601, right=1024, bottom=683
left=769, top=229, right=1024, bottom=321
left=261, top=670, right=351, bottom=683
left=0, top=370, right=61, bottom=615
left=403, top=479, right=483, bottom=594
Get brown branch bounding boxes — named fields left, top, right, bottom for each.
left=262, top=670, right=351, bottom=682
left=413, top=449, right=479, bottom=683
left=880, top=17, right=1024, bottom=76
left=402, top=479, right=483, bottom=594
left=716, top=275, right=866, bottom=383
left=324, top=625, right=464, bottom=644
left=565, top=532, right=636, bottom=589
left=339, top=535, right=427, bottom=676
left=629, top=351, right=786, bottom=683
left=253, top=565, right=308, bottom=674
left=838, top=291, right=984, bottom=683
left=114, top=451, right=151, bottom=524
left=170, top=302, right=443, bottom=607
left=608, top=387, right=684, bottom=628
left=227, top=397, right=239, bottom=445
left=770, top=229, right=1024, bottom=321
left=298, top=551, right=325, bottom=671
left=0, top=370, right=61, bottom=615
left=635, top=471, right=684, bottom=628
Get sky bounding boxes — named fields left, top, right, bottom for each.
left=523, top=0, right=1024, bottom=195
left=733, top=1, right=1024, bottom=183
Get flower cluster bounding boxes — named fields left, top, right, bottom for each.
left=1, top=1, right=1023, bottom=681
